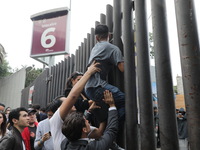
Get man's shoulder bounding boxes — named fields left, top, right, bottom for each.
left=61, top=139, right=88, bottom=150
left=94, top=41, right=118, bottom=50
left=0, top=131, right=15, bottom=144
left=103, top=42, right=119, bottom=49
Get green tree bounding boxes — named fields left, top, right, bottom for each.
left=173, top=85, right=178, bottom=94
left=0, top=59, right=12, bottom=78
left=25, top=65, right=42, bottom=87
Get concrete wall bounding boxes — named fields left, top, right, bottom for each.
left=0, top=68, right=26, bottom=109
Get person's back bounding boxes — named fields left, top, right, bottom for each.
left=85, top=24, right=125, bottom=122
left=85, top=41, right=123, bottom=89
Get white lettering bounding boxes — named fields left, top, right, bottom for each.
left=42, top=22, right=57, bottom=28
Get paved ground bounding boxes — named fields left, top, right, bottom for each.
left=156, top=139, right=188, bottom=150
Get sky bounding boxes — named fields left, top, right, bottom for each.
left=0, top=0, right=199, bottom=85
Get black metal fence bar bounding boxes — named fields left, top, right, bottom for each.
left=65, top=58, right=70, bottom=91
left=58, top=62, right=62, bottom=95
left=112, top=0, right=124, bottom=92
left=90, top=28, right=95, bottom=53
left=80, top=42, right=84, bottom=72
left=106, top=4, right=113, bottom=33
left=174, top=0, right=200, bottom=149
left=61, top=60, right=65, bottom=94
left=49, top=66, right=54, bottom=101
left=55, top=64, right=59, bottom=97
left=122, top=0, right=138, bottom=149
left=151, top=0, right=179, bottom=149
left=100, top=13, right=106, bottom=24
left=135, top=0, right=155, bottom=149
left=86, top=33, right=90, bottom=67
left=78, top=46, right=81, bottom=72
left=75, top=49, right=78, bottom=71
left=83, top=38, right=87, bottom=72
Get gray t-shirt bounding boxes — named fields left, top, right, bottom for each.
left=85, top=41, right=124, bottom=89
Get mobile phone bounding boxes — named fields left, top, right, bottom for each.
left=49, top=131, right=51, bottom=136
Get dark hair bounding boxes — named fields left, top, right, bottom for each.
left=40, top=107, right=46, bottom=112
left=65, top=71, right=84, bottom=90
left=32, top=104, right=40, bottom=110
left=0, top=103, right=5, bottom=108
left=95, top=24, right=109, bottom=40
left=9, top=107, right=28, bottom=126
left=46, top=96, right=63, bottom=114
left=5, top=107, right=11, bottom=112
left=0, top=112, right=7, bottom=137
left=62, top=112, right=86, bottom=141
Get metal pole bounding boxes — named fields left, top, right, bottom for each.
left=113, top=0, right=125, bottom=147
left=80, top=42, right=84, bottom=72
left=78, top=46, right=81, bottom=72
left=113, top=0, right=124, bottom=92
left=86, top=33, right=90, bottom=65
left=122, top=0, right=138, bottom=149
left=106, top=4, right=115, bottom=84
left=48, top=56, right=55, bottom=74
left=151, top=0, right=179, bottom=149
left=106, top=4, right=113, bottom=33
left=95, top=21, right=100, bottom=27
left=174, top=0, right=200, bottom=149
left=113, top=0, right=122, bottom=47
left=83, top=38, right=87, bottom=72
left=75, top=49, right=78, bottom=70
left=135, top=0, right=156, bottom=149
left=90, top=28, right=95, bottom=53
left=95, top=21, right=100, bottom=44
left=100, top=13, right=106, bottom=25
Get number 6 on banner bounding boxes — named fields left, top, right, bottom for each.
left=41, top=27, right=56, bottom=48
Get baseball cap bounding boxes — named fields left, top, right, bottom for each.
left=28, top=108, right=37, bottom=114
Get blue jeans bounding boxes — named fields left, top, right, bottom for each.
left=86, top=84, right=125, bottom=122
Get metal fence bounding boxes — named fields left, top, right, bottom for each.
left=21, top=0, right=200, bottom=149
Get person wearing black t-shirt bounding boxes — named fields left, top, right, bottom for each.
left=22, top=108, right=38, bottom=150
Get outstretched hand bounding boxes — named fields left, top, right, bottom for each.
left=103, top=90, right=115, bottom=107
left=86, top=61, right=101, bottom=75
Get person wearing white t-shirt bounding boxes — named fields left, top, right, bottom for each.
left=49, top=61, right=101, bottom=150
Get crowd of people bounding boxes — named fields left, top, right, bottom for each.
left=0, top=24, right=190, bottom=150
left=0, top=24, right=125, bottom=150
left=153, top=106, right=188, bottom=149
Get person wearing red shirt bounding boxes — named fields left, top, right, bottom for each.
left=22, top=108, right=38, bottom=150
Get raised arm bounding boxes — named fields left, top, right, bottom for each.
left=59, top=62, right=101, bottom=120
left=88, top=90, right=118, bottom=149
